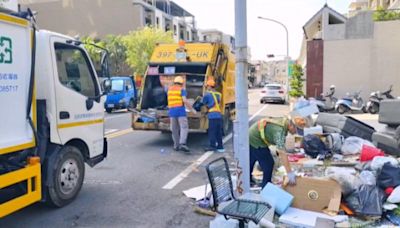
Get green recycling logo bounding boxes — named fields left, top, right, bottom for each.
left=0, top=36, right=12, bottom=64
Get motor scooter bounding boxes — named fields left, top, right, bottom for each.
left=366, top=85, right=395, bottom=114
left=311, top=85, right=337, bottom=112
left=335, top=91, right=367, bottom=114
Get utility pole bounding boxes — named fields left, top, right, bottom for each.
left=234, top=0, right=250, bottom=193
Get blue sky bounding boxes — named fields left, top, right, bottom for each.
left=173, top=0, right=352, bottom=60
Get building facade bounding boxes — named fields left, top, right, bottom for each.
left=198, top=29, right=235, bottom=51
left=20, top=0, right=197, bottom=41
left=298, top=4, right=400, bottom=99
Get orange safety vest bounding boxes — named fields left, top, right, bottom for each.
left=168, top=85, right=184, bottom=108
left=208, top=91, right=222, bottom=113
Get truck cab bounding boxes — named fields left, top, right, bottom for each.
left=104, top=76, right=137, bottom=113
left=0, top=10, right=108, bottom=217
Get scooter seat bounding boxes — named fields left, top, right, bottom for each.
left=343, top=98, right=352, bottom=101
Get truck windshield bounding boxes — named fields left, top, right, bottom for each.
left=111, top=79, right=124, bottom=92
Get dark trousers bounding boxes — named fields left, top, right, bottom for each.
left=208, top=118, right=223, bottom=149
left=250, top=145, right=275, bottom=188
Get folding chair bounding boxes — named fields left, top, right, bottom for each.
left=206, top=157, right=272, bottom=228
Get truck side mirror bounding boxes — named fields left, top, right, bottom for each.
left=100, top=51, right=110, bottom=78
left=103, top=79, right=111, bottom=93
left=125, top=85, right=130, bottom=91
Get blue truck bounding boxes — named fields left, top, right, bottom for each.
left=105, top=76, right=137, bottom=113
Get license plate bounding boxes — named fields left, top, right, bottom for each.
left=107, top=104, right=115, bottom=108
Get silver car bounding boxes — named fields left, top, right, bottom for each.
left=260, top=83, right=286, bottom=104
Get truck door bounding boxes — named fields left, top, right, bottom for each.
left=51, top=39, right=104, bottom=157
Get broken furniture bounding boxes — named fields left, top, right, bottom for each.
left=316, top=113, right=375, bottom=141
left=372, top=99, right=400, bottom=156
left=206, top=157, right=272, bottom=228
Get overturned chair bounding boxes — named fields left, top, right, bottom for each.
left=372, top=100, right=400, bottom=156
left=206, top=157, right=272, bottom=228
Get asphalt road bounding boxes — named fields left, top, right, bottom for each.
left=2, top=89, right=290, bottom=228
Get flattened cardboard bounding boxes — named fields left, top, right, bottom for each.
left=284, top=177, right=342, bottom=213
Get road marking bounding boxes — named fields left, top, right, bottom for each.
left=106, top=128, right=134, bottom=139
left=105, top=129, right=119, bottom=134
left=162, top=104, right=269, bottom=190
left=162, top=151, right=214, bottom=190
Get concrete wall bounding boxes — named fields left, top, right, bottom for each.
left=323, top=20, right=400, bottom=100
left=23, top=0, right=143, bottom=38
left=325, top=24, right=346, bottom=40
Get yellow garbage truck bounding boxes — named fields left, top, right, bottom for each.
left=0, top=6, right=108, bottom=217
left=132, top=42, right=235, bottom=133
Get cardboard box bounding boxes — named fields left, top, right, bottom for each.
left=284, top=177, right=342, bottom=213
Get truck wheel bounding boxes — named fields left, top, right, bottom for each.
left=223, top=109, right=232, bottom=135
left=46, top=145, right=85, bottom=207
left=106, top=108, right=112, bottom=113
left=129, top=99, right=137, bottom=109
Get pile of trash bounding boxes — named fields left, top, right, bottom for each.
left=184, top=99, right=400, bottom=227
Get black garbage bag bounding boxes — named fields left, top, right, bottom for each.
left=377, top=162, right=400, bottom=189
left=302, top=134, right=330, bottom=159
left=346, top=185, right=386, bottom=216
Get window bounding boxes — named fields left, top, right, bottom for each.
left=173, top=25, right=177, bottom=35
left=156, top=17, right=160, bottom=28
left=55, top=43, right=98, bottom=98
left=111, top=79, right=124, bottom=92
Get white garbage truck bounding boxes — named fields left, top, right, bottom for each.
left=0, top=5, right=108, bottom=217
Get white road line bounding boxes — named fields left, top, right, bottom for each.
left=162, top=104, right=269, bottom=190
left=162, top=151, right=214, bottom=190
left=105, top=129, right=119, bottom=134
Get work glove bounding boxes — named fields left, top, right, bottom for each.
left=287, top=171, right=297, bottom=185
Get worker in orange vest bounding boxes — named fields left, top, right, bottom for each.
left=202, top=78, right=224, bottom=153
left=167, top=76, right=191, bottom=152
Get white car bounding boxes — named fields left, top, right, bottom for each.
left=260, top=84, right=286, bottom=104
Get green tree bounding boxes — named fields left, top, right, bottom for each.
left=123, top=27, right=174, bottom=76
left=289, top=64, right=305, bottom=98
left=102, top=35, right=131, bottom=75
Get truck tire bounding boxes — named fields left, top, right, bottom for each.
left=129, top=99, right=137, bottom=109
left=46, top=145, right=85, bottom=207
left=106, top=108, right=112, bottom=113
left=223, top=109, right=232, bottom=135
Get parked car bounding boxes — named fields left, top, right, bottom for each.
left=260, top=83, right=286, bottom=104
left=105, top=76, right=137, bottom=113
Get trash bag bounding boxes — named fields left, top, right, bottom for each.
left=377, top=163, right=400, bottom=189
left=359, top=170, right=376, bottom=186
left=326, top=133, right=345, bottom=153
left=302, top=134, right=330, bottom=159
left=346, top=185, right=386, bottom=216
left=360, top=145, right=384, bottom=162
left=371, top=156, right=399, bottom=171
left=387, top=186, right=400, bottom=204
left=341, top=136, right=374, bottom=155
left=325, top=167, right=361, bottom=196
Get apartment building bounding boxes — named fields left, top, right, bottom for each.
left=20, top=0, right=197, bottom=41
left=198, top=29, right=235, bottom=51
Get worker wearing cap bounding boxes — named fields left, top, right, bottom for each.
left=167, top=76, right=191, bottom=152
left=202, top=78, right=224, bottom=153
left=248, top=116, right=306, bottom=188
